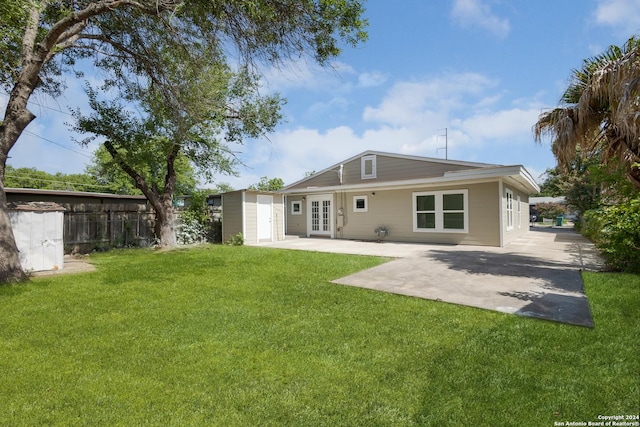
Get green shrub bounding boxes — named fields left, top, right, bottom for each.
left=534, top=202, right=567, bottom=219
left=581, top=198, right=640, bottom=273
left=176, top=210, right=208, bottom=245
left=225, top=232, right=244, bottom=246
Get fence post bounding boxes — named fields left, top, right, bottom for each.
left=108, top=210, right=115, bottom=247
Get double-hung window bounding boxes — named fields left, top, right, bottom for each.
left=413, top=190, right=468, bottom=233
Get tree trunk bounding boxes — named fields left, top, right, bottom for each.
left=0, top=83, right=39, bottom=284
left=154, top=199, right=177, bottom=248
left=0, top=186, right=27, bottom=284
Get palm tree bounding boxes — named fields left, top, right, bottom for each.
left=534, top=36, right=640, bottom=189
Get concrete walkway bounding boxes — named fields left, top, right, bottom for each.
left=259, top=226, right=603, bottom=327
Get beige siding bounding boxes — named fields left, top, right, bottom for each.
left=367, top=155, right=480, bottom=184
left=224, top=191, right=286, bottom=244
left=221, top=191, right=243, bottom=242
left=285, top=195, right=307, bottom=236
left=272, top=194, right=285, bottom=241
left=287, top=154, right=484, bottom=190
left=333, top=182, right=501, bottom=246
left=243, top=192, right=258, bottom=244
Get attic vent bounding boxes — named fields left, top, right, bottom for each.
left=361, top=155, right=376, bottom=179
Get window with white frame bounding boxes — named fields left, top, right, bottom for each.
left=291, top=200, right=302, bottom=215
left=353, top=195, right=368, bottom=212
left=517, top=195, right=522, bottom=228
left=361, top=155, right=377, bottom=179
left=506, top=188, right=514, bottom=230
left=413, top=190, right=468, bottom=233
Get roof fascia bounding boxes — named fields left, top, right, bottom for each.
left=280, top=151, right=500, bottom=191
left=280, top=150, right=374, bottom=191
left=282, top=165, right=539, bottom=194
left=362, top=150, right=498, bottom=168
left=5, top=187, right=147, bottom=200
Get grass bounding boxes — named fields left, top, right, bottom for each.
left=0, top=245, right=638, bottom=426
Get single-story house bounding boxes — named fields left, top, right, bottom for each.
left=280, top=151, right=540, bottom=247
left=221, top=190, right=285, bottom=245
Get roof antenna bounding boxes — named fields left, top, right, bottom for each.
left=436, top=128, right=448, bottom=160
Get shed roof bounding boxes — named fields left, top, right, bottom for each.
left=8, top=201, right=66, bottom=212
left=6, top=188, right=146, bottom=201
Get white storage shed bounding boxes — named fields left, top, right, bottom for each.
left=8, top=202, right=65, bottom=272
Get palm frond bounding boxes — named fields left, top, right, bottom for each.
left=534, top=35, right=640, bottom=189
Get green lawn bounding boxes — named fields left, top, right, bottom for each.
left=0, top=245, right=638, bottom=426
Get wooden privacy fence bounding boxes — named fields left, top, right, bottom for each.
left=64, top=208, right=156, bottom=253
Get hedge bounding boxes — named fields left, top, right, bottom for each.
left=581, top=198, right=640, bottom=273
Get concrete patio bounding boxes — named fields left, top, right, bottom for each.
left=259, top=226, right=603, bottom=327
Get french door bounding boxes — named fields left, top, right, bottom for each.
left=307, top=194, right=333, bottom=237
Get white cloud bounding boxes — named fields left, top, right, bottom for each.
left=357, top=71, right=388, bottom=88
left=213, top=71, right=550, bottom=188
left=362, top=73, right=497, bottom=126
left=307, top=97, right=351, bottom=117
left=260, top=59, right=356, bottom=93
left=593, top=0, right=640, bottom=35
left=457, top=108, right=541, bottom=141
left=451, top=0, right=511, bottom=38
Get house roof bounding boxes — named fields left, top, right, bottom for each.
left=280, top=151, right=540, bottom=194
left=282, top=150, right=497, bottom=191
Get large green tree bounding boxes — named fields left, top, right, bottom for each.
left=0, top=0, right=367, bottom=282
left=85, top=145, right=198, bottom=196
left=73, top=58, right=281, bottom=246
left=534, top=36, right=640, bottom=190
left=4, top=165, right=103, bottom=191
left=249, top=176, right=285, bottom=191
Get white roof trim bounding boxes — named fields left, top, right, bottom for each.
left=281, top=150, right=499, bottom=191
left=281, top=165, right=539, bottom=194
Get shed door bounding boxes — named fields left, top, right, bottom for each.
left=257, top=195, right=273, bottom=241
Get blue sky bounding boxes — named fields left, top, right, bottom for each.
left=3, top=0, right=640, bottom=190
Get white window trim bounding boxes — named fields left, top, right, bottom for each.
left=291, top=200, right=302, bottom=215
left=412, top=189, right=469, bottom=233
left=517, top=195, right=522, bottom=229
left=506, top=188, right=514, bottom=231
left=361, top=155, right=377, bottom=179
left=353, top=195, right=368, bottom=212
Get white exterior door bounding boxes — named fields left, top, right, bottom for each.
left=257, top=195, right=273, bottom=241
left=307, top=194, right=333, bottom=237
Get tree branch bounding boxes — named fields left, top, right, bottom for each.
left=103, top=139, right=162, bottom=209
left=36, top=0, right=182, bottom=66
left=20, top=2, right=41, bottom=68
